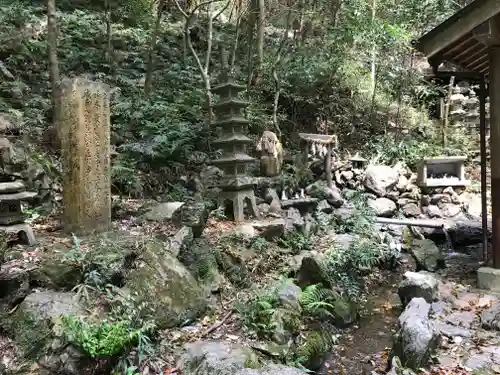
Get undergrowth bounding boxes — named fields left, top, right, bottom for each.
left=60, top=234, right=157, bottom=373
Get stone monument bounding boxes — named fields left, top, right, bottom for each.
left=211, top=73, right=259, bottom=222
left=58, top=78, right=111, bottom=234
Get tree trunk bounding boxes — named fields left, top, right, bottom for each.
left=145, top=0, right=165, bottom=95
left=104, top=0, right=113, bottom=64
left=255, top=0, right=265, bottom=83
left=246, top=0, right=257, bottom=91
left=442, top=76, right=456, bottom=148
left=47, top=0, right=61, bottom=146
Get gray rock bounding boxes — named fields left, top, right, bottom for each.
left=439, top=203, right=461, bottom=218
left=402, top=203, right=421, bottom=218
left=126, top=241, right=207, bottom=329
left=481, top=303, right=500, bottom=331
left=297, top=253, right=329, bottom=288
left=172, top=201, right=210, bottom=237
left=2, top=291, right=96, bottom=375
left=446, top=218, right=491, bottom=246
left=426, top=205, right=442, bottom=218
left=391, top=298, right=441, bottom=370
left=398, top=271, right=438, bottom=307
left=277, top=282, right=302, bottom=311
left=168, top=226, right=194, bottom=257
left=387, top=356, right=416, bottom=375
left=409, top=239, right=444, bottom=272
left=333, top=233, right=355, bottom=249
left=445, top=310, right=476, bottom=329
left=285, top=207, right=303, bottom=232
left=435, top=321, right=471, bottom=338
left=305, top=181, right=343, bottom=208
left=317, top=199, right=333, bottom=214
left=179, top=340, right=306, bottom=375
left=143, top=201, right=185, bottom=221
left=252, top=219, right=286, bottom=240
left=363, top=165, right=399, bottom=197
left=264, top=188, right=280, bottom=204
left=369, top=197, right=397, bottom=217
left=396, top=175, right=409, bottom=192
left=258, top=203, right=271, bottom=215
left=430, top=194, right=450, bottom=205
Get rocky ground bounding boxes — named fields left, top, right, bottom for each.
left=0, top=156, right=494, bottom=375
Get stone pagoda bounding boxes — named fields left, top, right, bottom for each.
left=211, top=73, right=259, bottom=222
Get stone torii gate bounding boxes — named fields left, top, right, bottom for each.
left=413, top=0, right=500, bottom=290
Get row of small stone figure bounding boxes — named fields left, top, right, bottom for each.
left=309, top=142, right=329, bottom=158
left=281, top=188, right=306, bottom=201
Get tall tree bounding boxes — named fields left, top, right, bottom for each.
left=145, top=0, right=166, bottom=95
left=46, top=0, right=61, bottom=145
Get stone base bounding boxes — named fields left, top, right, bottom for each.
left=218, top=189, right=260, bottom=223
left=477, top=267, right=500, bottom=291
left=0, top=223, right=36, bottom=245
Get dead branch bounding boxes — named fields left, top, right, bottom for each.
left=230, top=6, right=247, bottom=73
left=200, top=311, right=232, bottom=337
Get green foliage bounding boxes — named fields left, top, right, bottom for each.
left=238, top=278, right=300, bottom=339
left=300, top=284, right=337, bottom=320
left=249, top=236, right=270, bottom=252
left=277, top=231, right=313, bottom=254
left=326, top=193, right=393, bottom=297
left=324, top=231, right=387, bottom=298
left=335, top=191, right=376, bottom=236
left=61, top=316, right=148, bottom=357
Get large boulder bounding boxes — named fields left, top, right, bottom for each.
left=178, top=340, right=306, bottom=375
left=1, top=291, right=106, bottom=375
left=391, top=298, right=441, bottom=370
left=364, top=165, right=399, bottom=197
left=125, top=240, right=208, bottom=329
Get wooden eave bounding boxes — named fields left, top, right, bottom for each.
left=413, top=0, right=500, bottom=77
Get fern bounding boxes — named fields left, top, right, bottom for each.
left=300, top=284, right=338, bottom=319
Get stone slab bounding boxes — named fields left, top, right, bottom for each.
left=0, top=191, right=37, bottom=202
left=477, top=267, right=500, bottom=292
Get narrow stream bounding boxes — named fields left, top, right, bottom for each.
left=317, top=274, right=402, bottom=375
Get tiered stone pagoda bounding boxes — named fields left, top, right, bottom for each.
left=0, top=180, right=37, bottom=245
left=211, top=74, right=259, bottom=222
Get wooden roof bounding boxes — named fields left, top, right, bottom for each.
left=413, top=0, right=500, bottom=77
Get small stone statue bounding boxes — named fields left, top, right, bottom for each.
left=256, top=130, right=283, bottom=177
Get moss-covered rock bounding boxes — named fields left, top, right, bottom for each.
left=2, top=291, right=83, bottom=358
left=125, top=239, right=208, bottom=329
left=294, top=330, right=335, bottom=371
left=2, top=290, right=115, bottom=375
left=178, top=237, right=222, bottom=291
left=331, top=297, right=358, bottom=328
left=179, top=340, right=307, bottom=375
left=31, top=232, right=138, bottom=291
left=31, top=253, right=82, bottom=290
